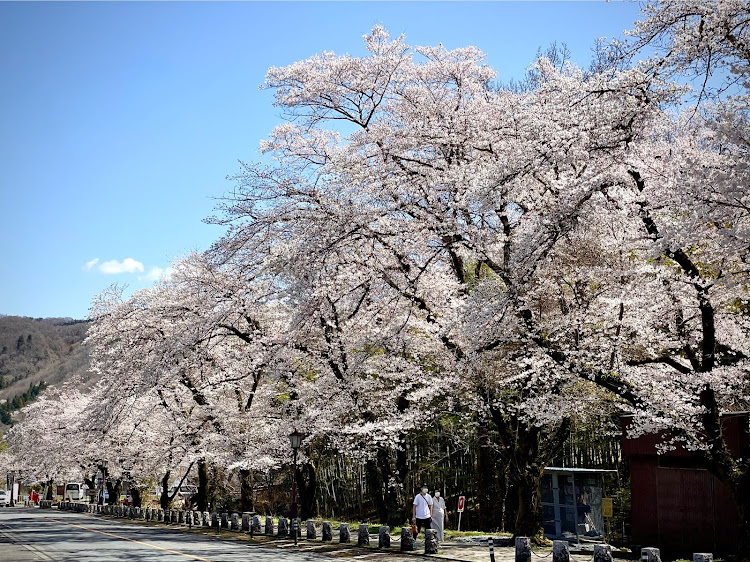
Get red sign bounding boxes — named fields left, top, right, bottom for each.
left=457, top=495, right=465, bottom=512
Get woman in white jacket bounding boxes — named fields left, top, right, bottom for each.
left=430, top=488, right=449, bottom=541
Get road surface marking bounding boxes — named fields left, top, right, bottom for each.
left=33, top=514, right=212, bottom=561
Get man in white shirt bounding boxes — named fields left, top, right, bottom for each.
left=411, top=483, right=433, bottom=540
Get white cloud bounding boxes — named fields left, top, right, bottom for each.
left=98, top=258, right=145, bottom=274
left=140, top=266, right=174, bottom=282
left=83, top=258, right=100, bottom=271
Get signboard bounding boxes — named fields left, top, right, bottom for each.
left=457, top=495, right=465, bottom=512
left=602, top=497, right=613, bottom=518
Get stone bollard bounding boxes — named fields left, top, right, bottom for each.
left=178, top=511, right=185, bottom=524
left=400, top=527, right=413, bottom=552
left=231, top=513, right=240, bottom=531
left=694, top=555, right=713, bottom=562
left=553, top=540, right=570, bottom=562
left=322, top=521, right=332, bottom=542
left=642, top=549, right=661, bottom=562
left=139, top=508, right=146, bottom=520
left=242, top=512, right=250, bottom=532
left=144, top=507, right=150, bottom=521
left=211, top=512, right=219, bottom=528
left=594, top=544, right=613, bottom=562
left=425, top=528, right=438, bottom=554
left=221, top=513, right=229, bottom=529
left=378, top=526, right=390, bottom=548
left=306, top=520, right=317, bottom=540
left=277, top=517, right=288, bottom=536
left=339, top=522, right=350, bottom=543
left=201, top=512, right=209, bottom=527
left=516, top=536, right=532, bottom=562
left=265, top=516, right=274, bottom=535
left=252, top=515, right=261, bottom=534
left=358, top=524, right=370, bottom=546
left=171, top=510, right=178, bottom=524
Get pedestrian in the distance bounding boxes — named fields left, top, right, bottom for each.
left=411, top=482, right=433, bottom=544
left=431, top=488, right=449, bottom=541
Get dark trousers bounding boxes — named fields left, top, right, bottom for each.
left=414, top=517, right=432, bottom=538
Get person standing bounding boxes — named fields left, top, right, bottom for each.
left=411, top=483, right=433, bottom=541
left=431, top=488, right=449, bottom=541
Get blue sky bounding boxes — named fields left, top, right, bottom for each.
left=0, top=1, right=644, bottom=320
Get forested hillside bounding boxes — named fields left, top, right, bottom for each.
left=0, top=315, right=92, bottom=428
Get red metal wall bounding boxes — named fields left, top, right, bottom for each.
left=623, top=414, right=747, bottom=553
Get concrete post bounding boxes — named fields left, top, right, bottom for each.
left=252, top=515, right=261, bottom=534
left=202, top=512, right=210, bottom=527
left=242, top=512, right=250, bottom=532
left=158, top=509, right=165, bottom=522
left=277, top=517, right=288, bottom=536
left=221, top=512, right=229, bottom=529
left=265, top=516, right=274, bottom=535
left=642, top=549, right=661, bottom=562
left=553, top=540, right=570, bottom=562
left=400, top=527, right=413, bottom=552
left=425, top=528, right=438, bottom=554
left=306, top=520, right=317, bottom=540
left=693, top=555, right=713, bottom=562
left=178, top=511, right=185, bottom=524
left=516, top=537, right=532, bottom=562
left=378, top=526, right=390, bottom=548
left=211, top=512, right=219, bottom=528
left=594, top=544, right=613, bottom=562
left=339, top=522, right=350, bottom=543
left=171, top=510, right=178, bottom=524
left=322, top=521, right=332, bottom=541
left=358, top=524, right=370, bottom=546
left=229, top=513, right=238, bottom=531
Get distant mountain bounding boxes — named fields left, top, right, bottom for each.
left=0, top=315, right=95, bottom=429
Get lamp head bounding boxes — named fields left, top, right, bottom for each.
left=289, top=430, right=303, bottom=450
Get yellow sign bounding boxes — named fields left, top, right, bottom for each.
left=602, top=498, right=613, bottom=518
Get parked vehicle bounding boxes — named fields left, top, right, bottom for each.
left=0, top=490, right=9, bottom=507
left=64, top=483, right=87, bottom=501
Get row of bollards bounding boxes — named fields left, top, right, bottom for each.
left=514, top=538, right=713, bottom=562
left=54, top=502, right=439, bottom=554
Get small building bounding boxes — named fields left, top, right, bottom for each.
left=622, top=413, right=749, bottom=554
left=541, top=467, right=616, bottom=542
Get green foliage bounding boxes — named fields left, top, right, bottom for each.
left=0, top=316, right=93, bottom=427
left=0, top=381, right=47, bottom=425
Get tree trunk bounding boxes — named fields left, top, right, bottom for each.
left=106, top=479, right=122, bottom=506
left=296, top=462, right=318, bottom=520
left=195, top=459, right=208, bottom=512
left=512, top=470, right=544, bottom=538
left=131, top=487, right=142, bottom=508
left=160, top=471, right=171, bottom=509
left=476, top=424, right=503, bottom=531
left=365, top=457, right=388, bottom=523
left=239, top=468, right=254, bottom=512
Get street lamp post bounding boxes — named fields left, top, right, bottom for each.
left=289, top=431, right=303, bottom=546
left=8, top=471, right=14, bottom=507
left=100, top=460, right=108, bottom=505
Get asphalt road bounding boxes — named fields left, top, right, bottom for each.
left=0, top=507, right=364, bottom=561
